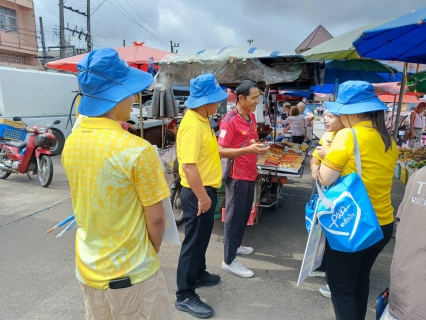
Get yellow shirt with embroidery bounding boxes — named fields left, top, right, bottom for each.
left=177, top=109, right=222, bottom=189
left=312, top=131, right=335, bottom=161
left=323, top=121, right=398, bottom=226
left=62, top=117, right=170, bottom=289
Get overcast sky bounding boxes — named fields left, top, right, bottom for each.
left=33, top=0, right=426, bottom=55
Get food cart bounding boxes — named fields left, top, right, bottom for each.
left=155, top=46, right=322, bottom=224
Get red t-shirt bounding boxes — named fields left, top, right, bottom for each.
left=218, top=110, right=258, bottom=181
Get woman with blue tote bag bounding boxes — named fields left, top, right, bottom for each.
left=317, top=81, right=398, bottom=320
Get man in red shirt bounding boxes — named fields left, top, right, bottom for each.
left=218, top=80, right=270, bottom=277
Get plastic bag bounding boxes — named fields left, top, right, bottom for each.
left=158, top=146, right=176, bottom=174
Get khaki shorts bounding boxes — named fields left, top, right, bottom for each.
left=79, top=269, right=172, bottom=320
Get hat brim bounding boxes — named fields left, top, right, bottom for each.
left=185, top=87, right=228, bottom=109
left=78, top=67, right=153, bottom=117
left=324, top=102, right=341, bottom=116
left=325, top=97, right=388, bottom=115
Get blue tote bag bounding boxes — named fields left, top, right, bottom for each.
left=305, top=184, right=319, bottom=234
left=316, top=129, right=383, bottom=253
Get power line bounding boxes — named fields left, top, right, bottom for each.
left=91, top=0, right=108, bottom=16
left=122, top=0, right=170, bottom=41
left=106, top=0, right=168, bottom=47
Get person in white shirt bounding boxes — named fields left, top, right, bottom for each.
left=408, top=102, right=426, bottom=149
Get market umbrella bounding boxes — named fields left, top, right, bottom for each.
left=302, top=21, right=389, bottom=61
left=46, top=42, right=172, bottom=138
left=150, top=88, right=179, bottom=148
left=353, top=7, right=426, bottom=139
left=310, top=60, right=401, bottom=98
left=408, top=70, right=426, bottom=94
left=46, top=41, right=171, bottom=72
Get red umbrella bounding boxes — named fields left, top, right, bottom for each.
left=45, top=41, right=172, bottom=72
left=46, top=42, right=173, bottom=139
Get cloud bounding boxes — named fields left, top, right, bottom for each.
left=33, top=0, right=426, bottom=54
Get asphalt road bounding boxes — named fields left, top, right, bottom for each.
left=0, top=123, right=406, bottom=320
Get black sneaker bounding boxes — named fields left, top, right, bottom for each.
left=175, top=295, right=213, bottom=319
left=195, top=272, right=221, bottom=288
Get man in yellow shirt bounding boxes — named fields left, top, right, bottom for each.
left=62, top=48, right=172, bottom=320
left=175, top=73, right=227, bottom=319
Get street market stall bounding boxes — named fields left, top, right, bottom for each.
left=155, top=46, right=321, bottom=224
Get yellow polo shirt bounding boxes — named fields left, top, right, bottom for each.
left=312, top=131, right=335, bottom=161
left=62, top=117, right=170, bottom=289
left=177, top=109, right=222, bottom=189
left=323, top=121, right=398, bottom=226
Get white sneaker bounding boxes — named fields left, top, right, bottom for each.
left=308, top=271, right=326, bottom=278
left=222, top=259, right=254, bottom=278
left=319, top=284, right=331, bottom=298
left=236, top=246, right=254, bottom=255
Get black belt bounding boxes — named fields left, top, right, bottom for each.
left=182, top=186, right=217, bottom=191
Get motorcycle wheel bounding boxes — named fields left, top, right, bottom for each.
left=37, top=155, right=54, bottom=187
left=170, top=184, right=184, bottom=226
left=0, top=155, right=11, bottom=179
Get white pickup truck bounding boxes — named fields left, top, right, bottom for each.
left=0, top=67, right=79, bottom=155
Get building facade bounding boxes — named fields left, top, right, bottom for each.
left=0, top=0, right=40, bottom=68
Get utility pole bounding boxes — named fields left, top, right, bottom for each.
left=170, top=40, right=179, bottom=53
left=39, top=17, right=47, bottom=58
left=59, top=0, right=65, bottom=58
left=86, top=0, right=91, bottom=52
left=247, top=39, right=254, bottom=47
left=123, top=39, right=126, bottom=47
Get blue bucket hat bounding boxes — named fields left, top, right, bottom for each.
left=325, top=81, right=388, bottom=115
left=325, top=103, right=340, bottom=116
left=185, top=73, right=228, bottom=109
left=77, top=48, right=153, bottom=117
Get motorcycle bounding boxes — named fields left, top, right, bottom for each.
left=170, top=158, right=184, bottom=226
left=0, top=117, right=60, bottom=187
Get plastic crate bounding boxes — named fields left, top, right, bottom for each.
left=0, top=124, right=26, bottom=141
left=400, top=166, right=408, bottom=184
left=394, top=164, right=401, bottom=179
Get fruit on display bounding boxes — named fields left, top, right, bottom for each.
left=398, top=146, right=426, bottom=169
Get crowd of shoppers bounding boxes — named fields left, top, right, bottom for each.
left=62, top=48, right=421, bottom=320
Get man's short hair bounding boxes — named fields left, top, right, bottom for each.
left=236, top=80, right=258, bottom=102
left=297, top=102, right=305, bottom=108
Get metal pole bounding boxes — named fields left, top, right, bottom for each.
left=39, top=17, right=47, bottom=59
left=139, top=92, right=144, bottom=138
left=59, top=0, right=65, bottom=58
left=389, top=94, right=397, bottom=130
left=393, top=62, right=408, bottom=141
left=170, top=40, right=173, bottom=53
left=87, top=0, right=91, bottom=52
left=123, top=39, right=125, bottom=47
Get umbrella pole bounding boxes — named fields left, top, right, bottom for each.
left=390, top=94, right=396, bottom=130
left=139, top=92, right=144, bottom=139
left=393, top=63, right=408, bottom=141
left=162, top=118, right=165, bottom=149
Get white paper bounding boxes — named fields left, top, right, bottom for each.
left=297, top=213, right=325, bottom=286
left=152, top=146, right=181, bottom=245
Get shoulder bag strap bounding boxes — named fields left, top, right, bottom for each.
left=351, top=128, right=362, bottom=176
left=316, top=129, right=361, bottom=209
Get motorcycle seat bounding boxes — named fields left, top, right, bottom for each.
left=0, top=139, right=27, bottom=149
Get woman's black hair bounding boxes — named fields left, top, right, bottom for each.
left=359, top=111, right=392, bottom=152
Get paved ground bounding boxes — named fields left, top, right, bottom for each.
left=0, top=122, right=406, bottom=320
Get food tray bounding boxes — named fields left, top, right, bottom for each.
left=257, top=164, right=300, bottom=174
